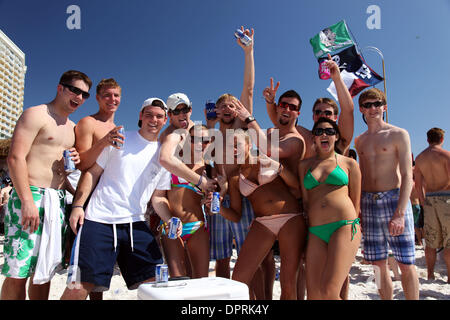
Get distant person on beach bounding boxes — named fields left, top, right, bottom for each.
left=229, top=128, right=307, bottom=300
left=1, top=70, right=90, bottom=300
left=70, top=78, right=123, bottom=300
left=298, top=118, right=361, bottom=300
left=414, top=127, right=450, bottom=283
left=0, top=177, right=13, bottom=235
left=265, top=54, right=355, bottom=158
left=355, top=88, right=419, bottom=300
left=60, top=98, right=177, bottom=299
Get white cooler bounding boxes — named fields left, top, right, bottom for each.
left=137, top=277, right=249, bottom=300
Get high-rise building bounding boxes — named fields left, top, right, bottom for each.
left=0, top=29, right=27, bottom=139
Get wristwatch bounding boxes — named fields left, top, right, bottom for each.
left=245, top=115, right=256, bottom=124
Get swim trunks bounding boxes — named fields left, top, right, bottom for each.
left=361, top=188, right=416, bottom=265
left=208, top=195, right=254, bottom=260
left=423, top=191, right=450, bottom=249
left=1, top=186, right=67, bottom=279
left=69, top=219, right=162, bottom=290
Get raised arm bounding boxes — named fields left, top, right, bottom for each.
left=263, top=77, right=280, bottom=126
left=327, top=54, right=354, bottom=154
left=238, top=26, right=255, bottom=114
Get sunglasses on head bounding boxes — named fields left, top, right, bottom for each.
left=361, top=101, right=384, bottom=109
left=170, top=106, right=191, bottom=115
left=312, top=127, right=337, bottom=136
left=190, top=135, right=209, bottom=144
left=60, top=83, right=90, bottom=99
left=314, top=110, right=333, bottom=117
left=278, top=101, right=299, bottom=111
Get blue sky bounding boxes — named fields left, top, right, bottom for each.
left=1, top=0, right=449, bottom=157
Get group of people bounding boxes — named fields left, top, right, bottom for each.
left=0, top=26, right=449, bottom=301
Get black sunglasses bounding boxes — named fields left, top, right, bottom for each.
left=278, top=101, right=299, bottom=111
left=361, top=101, right=384, bottom=109
left=170, top=106, right=191, bottom=115
left=312, top=127, right=337, bottom=136
left=60, top=83, right=90, bottom=99
left=314, top=110, right=333, bottom=116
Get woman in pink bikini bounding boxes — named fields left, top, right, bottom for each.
left=230, top=129, right=307, bottom=300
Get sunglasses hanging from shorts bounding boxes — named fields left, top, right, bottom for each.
left=312, top=127, right=337, bottom=136
left=171, top=106, right=191, bottom=115
left=60, top=83, right=90, bottom=99
left=361, top=101, right=384, bottom=109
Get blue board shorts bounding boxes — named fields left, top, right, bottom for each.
left=68, top=219, right=163, bottom=290
left=208, top=196, right=254, bottom=260
left=361, top=188, right=416, bottom=265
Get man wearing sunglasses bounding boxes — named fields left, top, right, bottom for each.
left=265, top=54, right=354, bottom=158
left=1, top=70, right=92, bottom=300
left=159, top=93, right=218, bottom=193
left=355, top=88, right=419, bottom=300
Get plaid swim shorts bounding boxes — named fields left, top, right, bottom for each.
left=208, top=196, right=254, bottom=260
left=361, top=188, right=416, bottom=265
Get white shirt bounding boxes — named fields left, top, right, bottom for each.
left=85, top=130, right=171, bottom=224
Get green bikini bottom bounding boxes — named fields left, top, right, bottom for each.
left=308, top=218, right=360, bottom=244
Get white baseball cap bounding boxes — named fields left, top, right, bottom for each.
left=140, top=97, right=168, bottom=113
left=166, top=93, right=192, bottom=111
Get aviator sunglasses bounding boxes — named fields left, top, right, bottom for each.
left=361, top=100, right=384, bottom=109
left=60, top=83, right=90, bottom=99
left=278, top=101, right=299, bottom=111
left=312, top=127, right=337, bottom=136
left=171, top=106, right=191, bottom=115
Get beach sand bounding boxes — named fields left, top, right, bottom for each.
left=0, top=235, right=448, bottom=300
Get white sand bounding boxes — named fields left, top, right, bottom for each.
left=0, top=235, right=448, bottom=300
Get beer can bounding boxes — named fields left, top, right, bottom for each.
left=205, top=100, right=216, bottom=120
left=155, top=263, right=168, bottom=287
left=113, top=127, right=124, bottom=148
left=63, top=149, right=76, bottom=173
left=211, top=192, right=220, bottom=214
left=318, top=60, right=331, bottom=80
left=234, top=28, right=252, bottom=46
left=167, top=217, right=181, bottom=240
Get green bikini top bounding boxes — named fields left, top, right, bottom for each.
left=303, top=154, right=349, bottom=190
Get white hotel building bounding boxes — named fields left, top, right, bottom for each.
left=0, top=29, right=27, bottom=139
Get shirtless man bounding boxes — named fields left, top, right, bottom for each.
left=265, top=54, right=354, bottom=158
left=414, top=127, right=450, bottom=282
left=71, top=78, right=123, bottom=300
left=355, top=88, right=419, bottom=300
left=1, top=70, right=91, bottom=300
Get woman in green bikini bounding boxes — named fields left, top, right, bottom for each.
left=298, top=117, right=361, bottom=300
